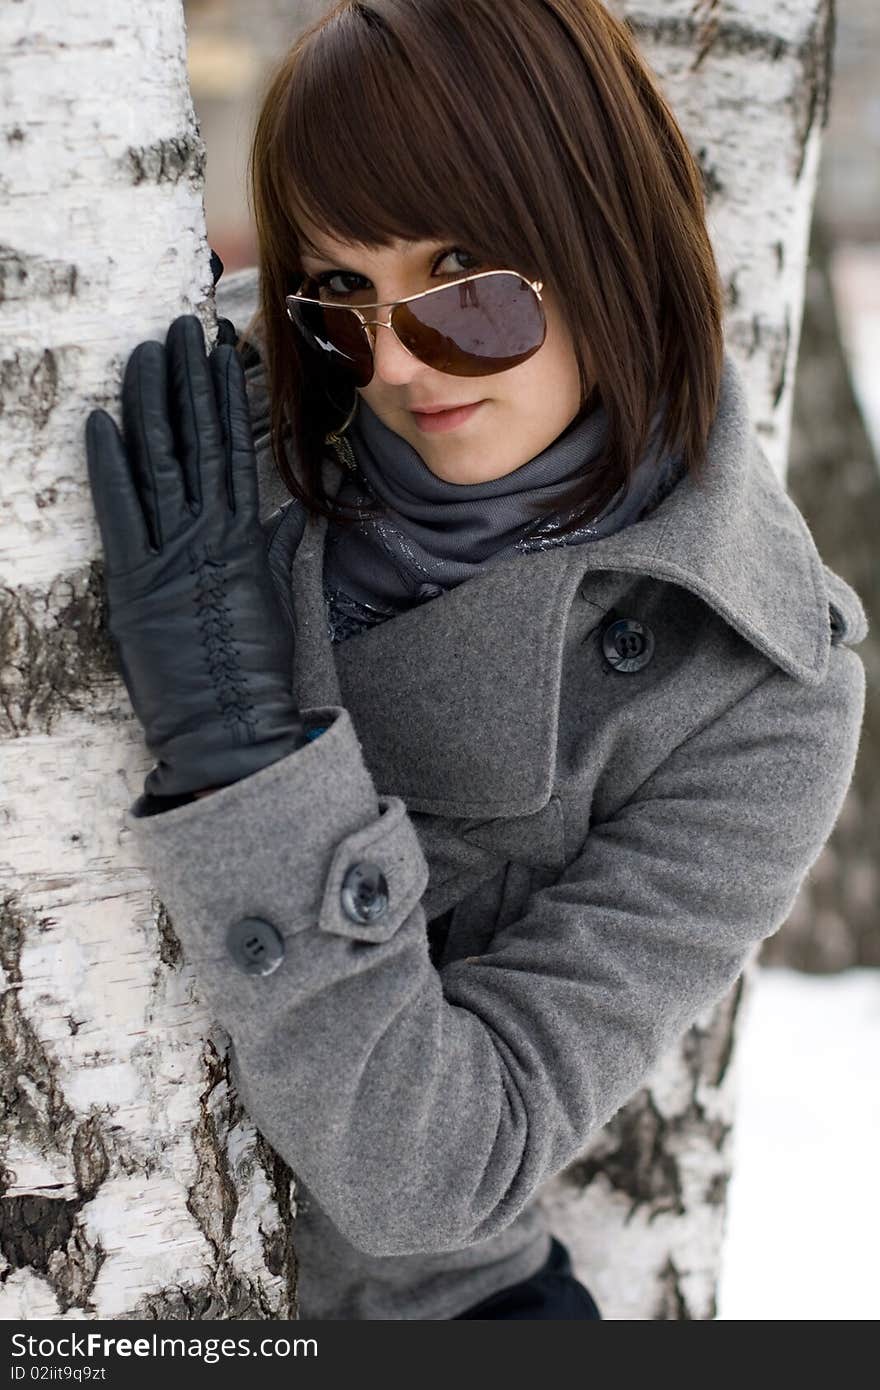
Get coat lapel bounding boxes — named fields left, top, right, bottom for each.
left=331, top=539, right=587, bottom=817
left=569, top=350, right=851, bottom=689
left=259, top=350, right=866, bottom=820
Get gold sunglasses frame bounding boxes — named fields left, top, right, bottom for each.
left=284, top=268, right=546, bottom=377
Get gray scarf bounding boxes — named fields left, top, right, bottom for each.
left=322, top=394, right=684, bottom=642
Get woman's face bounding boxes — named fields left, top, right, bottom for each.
left=296, top=224, right=585, bottom=484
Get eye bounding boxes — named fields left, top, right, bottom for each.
left=310, top=246, right=484, bottom=301
left=434, top=246, right=483, bottom=277
left=311, top=268, right=365, bottom=300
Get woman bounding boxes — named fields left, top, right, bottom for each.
left=85, top=0, right=868, bottom=1320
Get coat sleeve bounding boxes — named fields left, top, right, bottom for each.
left=122, top=640, right=866, bottom=1258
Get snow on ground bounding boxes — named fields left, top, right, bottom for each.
left=716, top=965, right=880, bottom=1319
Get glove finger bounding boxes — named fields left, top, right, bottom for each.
left=165, top=314, right=227, bottom=517
left=209, top=342, right=259, bottom=519
left=121, top=338, right=191, bottom=550
left=85, top=408, right=154, bottom=572
left=216, top=317, right=239, bottom=347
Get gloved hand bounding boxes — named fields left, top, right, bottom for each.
left=86, top=314, right=309, bottom=811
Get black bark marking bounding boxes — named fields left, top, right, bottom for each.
left=0, top=245, right=80, bottom=307
left=0, top=896, right=77, bottom=1148
left=0, top=1195, right=76, bottom=1276
left=724, top=268, right=741, bottom=311
left=118, top=1270, right=284, bottom=1321
left=155, top=900, right=183, bottom=971
left=0, top=563, right=118, bottom=737
left=560, top=980, right=741, bottom=1237
left=792, top=0, right=835, bottom=180
left=695, top=146, right=724, bottom=203
left=0, top=897, right=107, bottom=1312
left=0, top=891, right=24, bottom=986
left=626, top=11, right=786, bottom=64
left=0, top=347, right=60, bottom=430
left=124, top=136, right=206, bottom=188
left=680, top=973, right=744, bottom=1090
left=653, top=1256, right=692, bottom=1319
left=770, top=305, right=791, bottom=407
left=49, top=1222, right=107, bottom=1313
left=254, top=1132, right=299, bottom=1316
left=739, top=312, right=791, bottom=396
left=72, top=1114, right=110, bottom=1202
left=568, top=1090, right=686, bottom=1223
left=705, top=1170, right=730, bottom=1207
left=187, top=1039, right=242, bottom=1257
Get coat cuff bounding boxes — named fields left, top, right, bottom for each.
left=121, top=705, right=426, bottom=967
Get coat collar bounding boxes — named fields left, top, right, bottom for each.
left=268, top=350, right=865, bottom=818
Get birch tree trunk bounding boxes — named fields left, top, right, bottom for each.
left=758, top=210, right=879, bottom=972
left=0, top=0, right=295, bottom=1319
left=2, top=0, right=836, bottom=1323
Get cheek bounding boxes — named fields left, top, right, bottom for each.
left=498, top=333, right=582, bottom=418
left=538, top=290, right=583, bottom=375
left=541, top=307, right=582, bottom=382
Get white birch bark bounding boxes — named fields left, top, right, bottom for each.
left=0, top=0, right=295, bottom=1319
left=1, top=0, right=833, bottom=1322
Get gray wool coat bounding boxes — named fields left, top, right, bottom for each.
left=124, top=347, right=868, bottom=1320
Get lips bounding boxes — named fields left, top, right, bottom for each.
left=410, top=400, right=485, bottom=433
left=409, top=402, right=477, bottom=414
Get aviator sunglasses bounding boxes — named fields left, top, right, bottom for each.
left=284, top=269, right=547, bottom=387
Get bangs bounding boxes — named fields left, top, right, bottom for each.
left=266, top=1, right=559, bottom=278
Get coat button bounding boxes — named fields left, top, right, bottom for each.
left=601, top=617, right=655, bottom=672
left=341, top=861, right=389, bottom=923
left=226, top=917, right=285, bottom=976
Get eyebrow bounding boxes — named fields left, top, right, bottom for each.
left=300, top=238, right=443, bottom=265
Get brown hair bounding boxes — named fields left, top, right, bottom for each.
left=243, top=0, right=724, bottom=534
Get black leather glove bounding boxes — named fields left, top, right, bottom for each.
left=86, top=314, right=309, bottom=811
left=211, top=248, right=264, bottom=367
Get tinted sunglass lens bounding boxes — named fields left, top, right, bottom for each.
left=288, top=299, right=374, bottom=386
left=394, top=273, right=545, bottom=377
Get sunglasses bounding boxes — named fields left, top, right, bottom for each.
left=284, top=269, right=546, bottom=388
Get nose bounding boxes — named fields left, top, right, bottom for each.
left=367, top=316, right=423, bottom=386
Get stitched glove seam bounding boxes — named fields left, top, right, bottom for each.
left=189, top=542, right=257, bottom=739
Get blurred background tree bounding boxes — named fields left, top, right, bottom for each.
left=758, top=0, right=879, bottom=972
